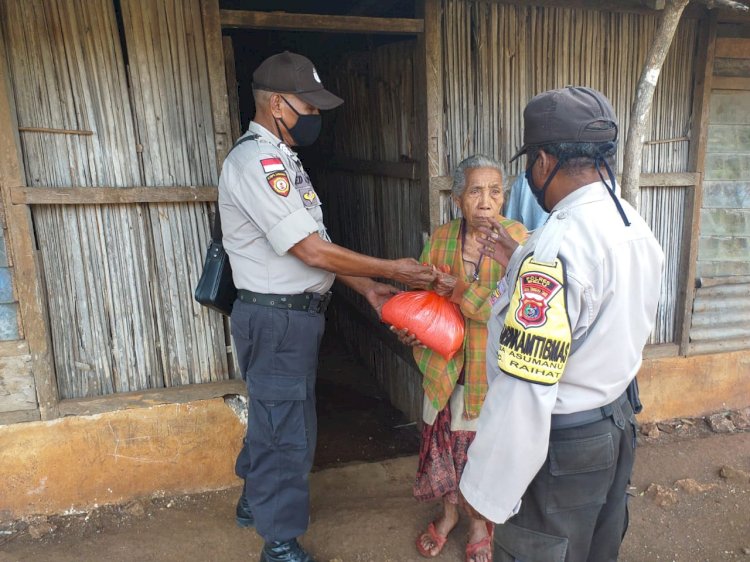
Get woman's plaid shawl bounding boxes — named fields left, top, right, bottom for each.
left=414, top=217, right=528, bottom=419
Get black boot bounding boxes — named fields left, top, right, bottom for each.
left=259, top=539, right=316, bottom=562
left=235, top=489, right=254, bottom=528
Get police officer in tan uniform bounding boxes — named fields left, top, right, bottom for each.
left=218, top=51, right=435, bottom=562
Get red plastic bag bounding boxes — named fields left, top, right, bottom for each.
left=382, top=291, right=465, bottom=361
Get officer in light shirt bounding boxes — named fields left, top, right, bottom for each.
left=459, top=86, right=664, bottom=562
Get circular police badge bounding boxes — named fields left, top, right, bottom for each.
left=266, top=172, right=290, bottom=197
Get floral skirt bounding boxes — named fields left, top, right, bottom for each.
left=413, top=403, right=476, bottom=504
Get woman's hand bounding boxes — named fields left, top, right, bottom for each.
left=478, top=217, right=520, bottom=268
left=390, top=326, right=425, bottom=348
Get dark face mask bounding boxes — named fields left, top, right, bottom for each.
left=525, top=153, right=561, bottom=214
left=277, top=96, right=322, bottom=147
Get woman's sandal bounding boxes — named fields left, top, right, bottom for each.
left=416, top=521, right=449, bottom=558
left=465, top=521, right=494, bottom=562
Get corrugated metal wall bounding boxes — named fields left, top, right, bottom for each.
left=440, top=0, right=699, bottom=344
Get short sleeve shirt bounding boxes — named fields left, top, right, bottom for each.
left=218, top=122, right=335, bottom=294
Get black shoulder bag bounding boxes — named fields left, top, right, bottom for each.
left=194, top=135, right=257, bottom=315
left=194, top=202, right=237, bottom=316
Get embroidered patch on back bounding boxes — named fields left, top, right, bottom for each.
left=267, top=172, right=291, bottom=197
left=260, top=157, right=285, bottom=174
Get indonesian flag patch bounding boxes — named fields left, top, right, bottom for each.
left=260, top=157, right=285, bottom=174
left=266, top=171, right=291, bottom=197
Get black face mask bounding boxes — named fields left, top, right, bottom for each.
left=277, top=96, right=322, bottom=147
left=525, top=153, right=561, bottom=214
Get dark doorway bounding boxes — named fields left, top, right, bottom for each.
left=222, top=4, right=422, bottom=469
left=314, top=326, right=419, bottom=470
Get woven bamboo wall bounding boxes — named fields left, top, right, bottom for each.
left=0, top=0, right=228, bottom=399
left=441, top=1, right=697, bottom=176
left=439, top=0, right=700, bottom=344
left=317, top=42, right=425, bottom=420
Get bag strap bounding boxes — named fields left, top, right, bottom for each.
left=212, top=133, right=260, bottom=243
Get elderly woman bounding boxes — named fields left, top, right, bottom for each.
left=395, top=155, right=527, bottom=562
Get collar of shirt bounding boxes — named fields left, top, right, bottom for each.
left=503, top=181, right=610, bottom=285
left=549, top=181, right=611, bottom=214
left=248, top=121, right=300, bottom=163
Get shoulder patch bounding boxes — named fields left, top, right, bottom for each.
left=497, top=254, right=571, bottom=386
left=299, top=187, right=319, bottom=208
left=266, top=171, right=291, bottom=197
left=260, top=157, right=286, bottom=174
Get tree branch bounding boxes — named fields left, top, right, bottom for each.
left=621, top=0, right=690, bottom=209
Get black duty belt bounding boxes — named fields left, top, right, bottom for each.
left=237, top=289, right=332, bottom=314
left=551, top=391, right=630, bottom=430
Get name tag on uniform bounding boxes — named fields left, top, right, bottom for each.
left=489, top=277, right=509, bottom=306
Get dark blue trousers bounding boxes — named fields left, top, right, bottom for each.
left=494, top=399, right=637, bottom=562
left=231, top=300, right=325, bottom=543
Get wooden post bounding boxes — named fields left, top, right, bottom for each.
left=219, top=10, right=424, bottom=34
left=0, top=30, right=59, bottom=420
left=222, top=36, right=242, bottom=143
left=621, top=0, right=690, bottom=209
left=202, top=0, right=238, bottom=378
left=677, top=11, right=718, bottom=355
left=417, top=0, right=445, bottom=233
left=201, top=0, right=232, bottom=172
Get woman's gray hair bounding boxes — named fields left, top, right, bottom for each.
left=451, top=154, right=508, bottom=199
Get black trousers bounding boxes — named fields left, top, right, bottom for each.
left=494, top=399, right=636, bottom=562
left=231, top=300, right=325, bottom=543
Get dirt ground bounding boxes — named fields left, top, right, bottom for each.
left=1, top=332, right=749, bottom=562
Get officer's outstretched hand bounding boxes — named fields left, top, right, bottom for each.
left=391, top=258, right=436, bottom=289
left=478, top=217, right=520, bottom=268
left=364, top=282, right=400, bottom=319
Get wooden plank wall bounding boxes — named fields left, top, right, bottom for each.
left=439, top=1, right=701, bottom=345
left=317, top=42, right=425, bottom=420
left=325, top=44, right=423, bottom=262
left=700, top=28, right=750, bottom=278
left=0, top=15, right=51, bottom=422
left=0, top=0, right=228, bottom=399
left=689, top=21, right=750, bottom=354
